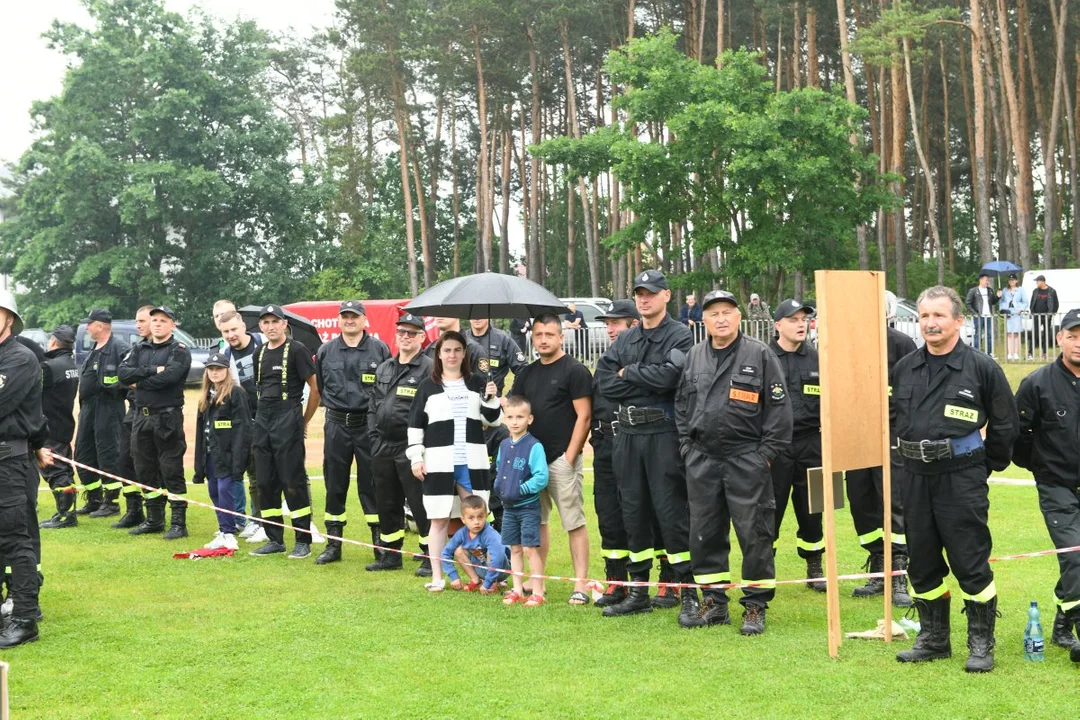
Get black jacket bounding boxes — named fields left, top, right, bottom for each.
left=193, top=390, right=252, bottom=482
left=890, top=340, right=1018, bottom=474
left=1029, top=285, right=1060, bottom=314
left=768, top=339, right=820, bottom=438
left=42, top=348, right=78, bottom=444
left=463, top=326, right=528, bottom=395
left=0, top=336, right=46, bottom=444
left=1013, top=357, right=1080, bottom=488
left=368, top=352, right=434, bottom=457
left=315, top=333, right=391, bottom=412
left=118, top=335, right=192, bottom=409
left=79, top=335, right=130, bottom=404
left=595, top=314, right=693, bottom=417
left=965, top=285, right=999, bottom=316
left=676, top=333, right=793, bottom=462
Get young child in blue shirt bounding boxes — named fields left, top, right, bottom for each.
left=494, top=396, right=549, bottom=608
left=441, top=495, right=509, bottom=594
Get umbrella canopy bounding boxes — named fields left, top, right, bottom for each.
left=980, top=260, right=1022, bottom=276
left=403, top=272, right=566, bottom=319
left=238, top=305, right=323, bottom=351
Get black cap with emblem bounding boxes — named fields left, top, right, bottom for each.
left=82, top=308, right=113, bottom=324
left=702, top=290, right=739, bottom=311
left=259, top=304, right=286, bottom=320
left=1061, top=308, right=1080, bottom=331
left=397, top=313, right=425, bottom=330
left=150, top=305, right=176, bottom=320
left=205, top=352, right=230, bottom=368
left=339, top=300, right=366, bottom=315
left=633, top=269, right=669, bottom=293
left=773, top=298, right=815, bottom=322
left=596, top=299, right=641, bottom=321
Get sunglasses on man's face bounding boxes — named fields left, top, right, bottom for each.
left=396, top=328, right=424, bottom=337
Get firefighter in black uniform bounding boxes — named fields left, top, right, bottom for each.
left=38, top=326, right=80, bottom=529
left=314, top=300, right=391, bottom=565
left=74, top=309, right=129, bottom=517
left=846, top=322, right=917, bottom=606
left=676, top=290, right=792, bottom=634
left=113, top=306, right=152, bottom=530
left=464, top=318, right=528, bottom=396
left=0, top=291, right=48, bottom=648
left=768, top=299, right=825, bottom=591
left=118, top=306, right=192, bottom=540
left=367, top=314, right=436, bottom=574
left=1013, top=308, right=1080, bottom=659
left=595, top=270, right=694, bottom=618
left=590, top=300, right=639, bottom=608
left=248, top=305, right=321, bottom=559
left=425, top=318, right=486, bottom=377
left=892, top=286, right=1017, bottom=673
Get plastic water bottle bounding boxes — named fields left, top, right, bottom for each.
left=1024, top=601, right=1045, bottom=661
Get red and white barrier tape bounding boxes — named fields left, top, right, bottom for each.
left=49, top=455, right=1077, bottom=592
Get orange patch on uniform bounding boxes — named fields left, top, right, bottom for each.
left=729, top=388, right=759, bottom=403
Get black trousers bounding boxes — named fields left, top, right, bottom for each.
left=900, top=463, right=995, bottom=601
left=117, top=416, right=140, bottom=496
left=613, top=427, right=691, bottom=577
left=770, top=432, right=823, bottom=559
left=0, top=455, right=40, bottom=620
left=323, top=420, right=378, bottom=528
left=591, top=435, right=628, bottom=563
left=254, top=407, right=311, bottom=545
left=846, top=461, right=908, bottom=555
left=1036, top=482, right=1080, bottom=616
left=373, top=450, right=430, bottom=548
left=74, top=398, right=125, bottom=496
left=132, top=410, right=187, bottom=507
left=42, top=440, right=74, bottom=491
left=686, top=447, right=776, bottom=607
left=1032, top=315, right=1052, bottom=354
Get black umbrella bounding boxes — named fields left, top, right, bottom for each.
left=238, top=305, right=323, bottom=351
left=403, top=272, right=566, bottom=319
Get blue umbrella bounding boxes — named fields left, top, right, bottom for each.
left=980, top=260, right=1022, bottom=276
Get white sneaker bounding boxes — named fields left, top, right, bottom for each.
left=205, top=531, right=224, bottom=549
left=245, top=526, right=269, bottom=543
left=425, top=579, right=446, bottom=593
left=220, top=533, right=239, bottom=551
left=238, top=522, right=258, bottom=540
left=310, top=524, right=326, bottom=544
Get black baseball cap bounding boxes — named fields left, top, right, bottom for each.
left=702, top=290, right=739, bottom=310
left=339, top=300, right=366, bottom=315
left=1061, top=308, right=1080, bottom=331
left=205, top=352, right=230, bottom=368
left=633, top=269, right=669, bottom=293
left=82, top=308, right=112, bottom=324
left=150, top=305, right=175, bottom=320
left=774, top=298, right=815, bottom=321
left=51, top=325, right=76, bottom=344
left=596, top=299, right=640, bottom=321
left=397, top=313, right=425, bottom=330
left=1035, top=274, right=1047, bottom=282
left=978, top=272, right=990, bottom=279
left=1007, top=273, right=1018, bottom=280
left=259, top=304, right=286, bottom=320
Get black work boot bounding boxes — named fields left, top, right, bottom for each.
left=896, top=595, right=953, bottom=663
left=112, top=493, right=144, bottom=529
left=415, top=545, right=433, bottom=577
left=677, top=586, right=702, bottom=628
left=162, top=503, right=189, bottom=540
left=75, top=487, right=103, bottom=516
left=89, top=488, right=121, bottom=518
left=740, top=603, right=767, bottom=635
left=366, top=544, right=404, bottom=571
left=603, top=576, right=653, bottom=617
left=594, top=559, right=628, bottom=609
left=41, top=491, right=78, bottom=529
left=1051, top=609, right=1077, bottom=649
left=369, top=524, right=383, bottom=564
left=652, top=557, right=678, bottom=609
left=963, top=597, right=999, bottom=673
left=891, top=555, right=913, bottom=608
left=316, top=521, right=344, bottom=565
left=0, top=618, right=39, bottom=648
left=130, top=500, right=166, bottom=535
left=853, top=553, right=886, bottom=598
left=805, top=555, right=826, bottom=593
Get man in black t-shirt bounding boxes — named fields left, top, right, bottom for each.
left=509, top=313, right=593, bottom=604
left=249, top=305, right=321, bottom=559
left=219, top=310, right=264, bottom=540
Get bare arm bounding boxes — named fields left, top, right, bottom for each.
left=564, top=395, right=592, bottom=465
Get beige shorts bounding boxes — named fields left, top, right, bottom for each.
left=539, top=453, right=586, bottom=531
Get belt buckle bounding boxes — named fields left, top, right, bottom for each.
left=918, top=439, right=936, bottom=463
left=345, top=412, right=354, bottom=425
left=625, top=405, right=637, bottom=426
left=141, top=407, right=150, bottom=416
left=610, top=420, right=619, bottom=436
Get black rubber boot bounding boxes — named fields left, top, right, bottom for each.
left=414, top=545, right=433, bottom=577
left=891, top=555, right=914, bottom=608
left=89, top=488, right=121, bottom=518
left=853, top=553, right=885, bottom=598
left=162, top=503, right=189, bottom=540
left=112, top=493, right=144, bottom=529
left=603, top=576, right=653, bottom=617
left=0, top=618, right=39, bottom=648
left=896, top=595, right=952, bottom=663
left=805, top=556, right=826, bottom=593
left=963, top=597, right=999, bottom=673
left=677, top=585, right=703, bottom=628
left=652, top=557, right=678, bottom=609
left=41, top=491, right=78, bottom=529
left=75, top=487, right=102, bottom=516
left=594, top=559, right=628, bottom=609
left=130, top=499, right=166, bottom=535
left=316, top=521, right=344, bottom=565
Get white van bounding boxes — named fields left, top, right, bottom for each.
left=1022, top=268, right=1080, bottom=326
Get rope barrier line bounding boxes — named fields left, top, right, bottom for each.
left=48, top=454, right=1076, bottom=592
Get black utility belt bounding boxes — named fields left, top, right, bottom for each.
left=0, top=439, right=29, bottom=460
left=617, top=404, right=673, bottom=427
left=895, top=430, right=984, bottom=463
left=138, top=406, right=180, bottom=416
left=325, top=409, right=368, bottom=427
left=593, top=420, right=618, bottom=438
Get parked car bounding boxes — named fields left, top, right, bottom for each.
left=561, top=296, right=614, bottom=313
left=18, top=328, right=49, bottom=352
left=75, top=320, right=209, bottom=386
left=557, top=299, right=610, bottom=363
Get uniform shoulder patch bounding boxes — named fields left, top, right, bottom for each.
left=515, top=352, right=525, bottom=362
left=477, top=358, right=490, bottom=373
left=177, top=343, right=187, bottom=349
left=770, top=382, right=786, bottom=401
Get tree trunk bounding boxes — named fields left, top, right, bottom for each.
left=410, top=156, right=431, bottom=289
left=837, top=0, right=868, bottom=269
left=526, top=27, right=542, bottom=284
left=1043, top=0, right=1069, bottom=269
left=1066, top=44, right=1080, bottom=263
left=806, top=5, right=818, bottom=88
left=390, top=79, right=418, bottom=296
left=499, top=123, right=512, bottom=275
left=969, top=0, right=993, bottom=263
left=716, top=0, right=724, bottom=69
left=890, top=41, right=908, bottom=297
left=473, top=25, right=492, bottom=272
left=451, top=98, right=461, bottom=278
left=791, top=2, right=801, bottom=89
left=567, top=182, right=576, bottom=296
left=940, top=41, right=955, bottom=271
left=903, top=38, right=944, bottom=286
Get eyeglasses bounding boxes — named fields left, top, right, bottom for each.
left=396, top=329, right=424, bottom=337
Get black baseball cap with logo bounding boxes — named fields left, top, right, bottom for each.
left=259, top=304, right=287, bottom=320
left=150, top=305, right=176, bottom=320
left=397, top=313, right=426, bottom=330
left=51, top=325, right=76, bottom=344
left=633, top=269, right=670, bottom=293
left=596, top=300, right=641, bottom=321
left=773, top=298, right=815, bottom=321
left=205, top=352, right=230, bottom=368
left=339, top=300, right=366, bottom=315
left=1060, top=308, right=1080, bottom=331
left=82, top=308, right=113, bottom=324
left=702, top=290, right=739, bottom=311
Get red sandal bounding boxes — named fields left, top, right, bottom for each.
left=524, top=594, right=546, bottom=608
left=502, top=591, right=525, bottom=606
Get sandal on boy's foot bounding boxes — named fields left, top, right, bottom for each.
left=568, top=591, right=590, bottom=606
left=524, top=594, right=546, bottom=608
left=502, top=591, right=526, bottom=606
left=425, top=580, right=446, bottom=593
left=464, top=581, right=481, bottom=593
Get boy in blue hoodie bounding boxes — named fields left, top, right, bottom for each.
left=494, top=396, right=550, bottom=607
left=441, top=495, right=509, bottom=594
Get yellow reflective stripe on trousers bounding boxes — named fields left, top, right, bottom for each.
left=743, top=578, right=777, bottom=589
left=858, top=528, right=883, bottom=546
left=82, top=481, right=101, bottom=492
left=291, top=506, right=312, bottom=519
left=961, top=581, right=997, bottom=603
left=629, top=549, right=655, bottom=563
left=261, top=508, right=284, bottom=518
left=912, top=582, right=949, bottom=601
left=103, top=482, right=122, bottom=491
left=666, top=551, right=691, bottom=564
left=601, top=548, right=630, bottom=560
left=380, top=530, right=405, bottom=543
left=796, top=539, right=825, bottom=552
left=694, top=572, right=732, bottom=585
left=891, top=533, right=907, bottom=546
left=654, top=548, right=667, bottom=558
left=1058, top=598, right=1080, bottom=613
left=324, top=513, right=346, bottom=523
left=143, top=490, right=162, bottom=499
left=122, top=485, right=141, bottom=495
left=418, top=536, right=429, bottom=546
left=364, top=514, right=379, bottom=525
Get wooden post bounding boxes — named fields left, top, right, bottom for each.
left=879, top=286, right=894, bottom=638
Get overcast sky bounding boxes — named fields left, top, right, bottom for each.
left=0, top=1, right=336, bottom=166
